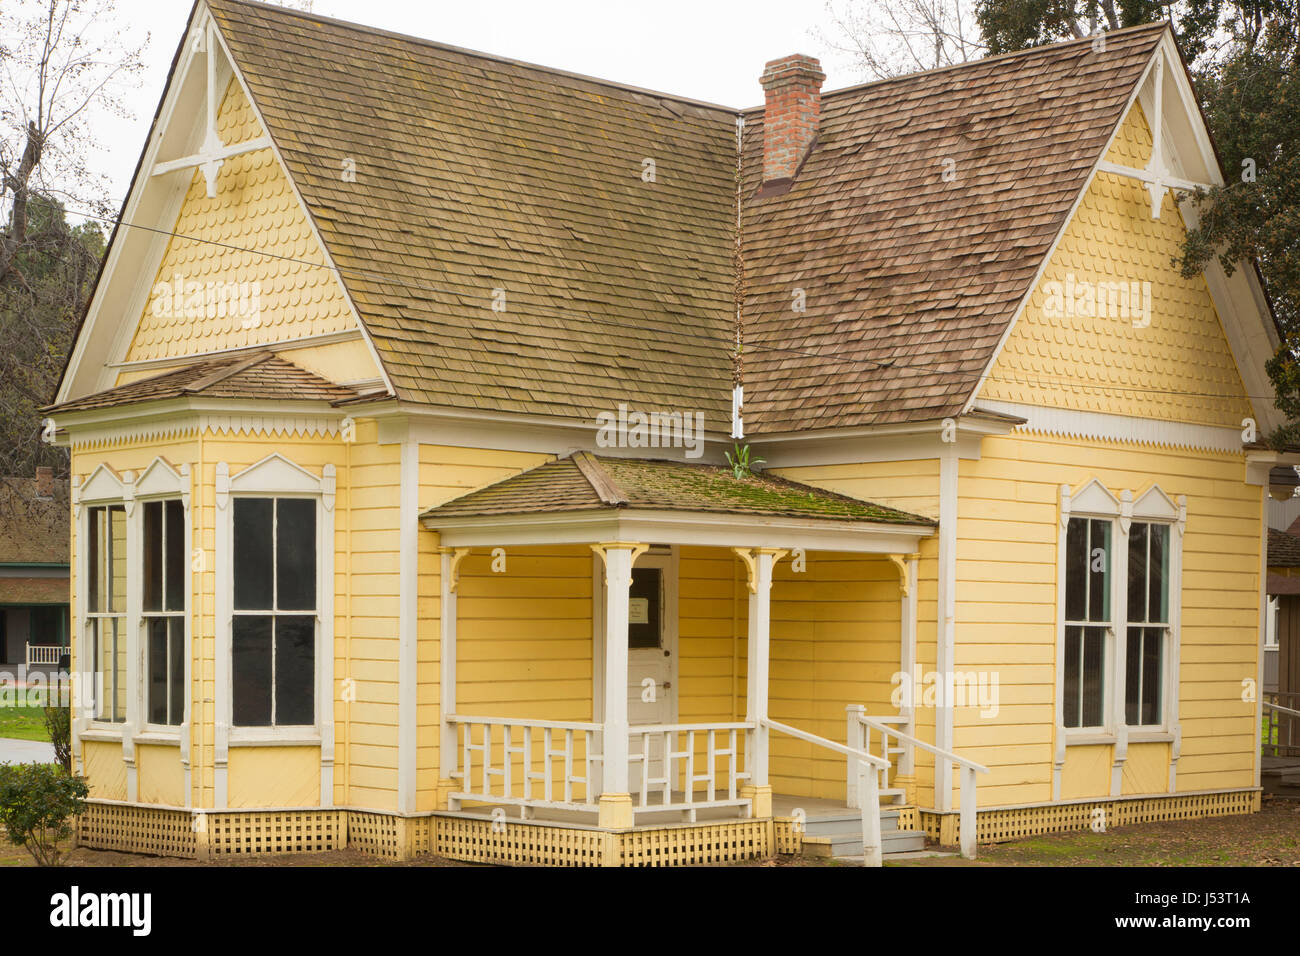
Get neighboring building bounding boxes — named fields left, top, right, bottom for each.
left=44, top=1, right=1294, bottom=864
left=0, top=469, right=71, bottom=670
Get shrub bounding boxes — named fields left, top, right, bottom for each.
left=0, top=763, right=88, bottom=865
left=43, top=706, right=71, bottom=773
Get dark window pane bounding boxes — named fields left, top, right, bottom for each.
left=628, top=567, right=662, bottom=649
left=232, top=616, right=273, bottom=726
left=1125, top=627, right=1142, bottom=725
left=1064, top=626, right=1081, bottom=727
left=165, top=499, right=185, bottom=611
left=234, top=499, right=274, bottom=610
left=88, top=508, right=101, bottom=613
left=275, top=499, right=316, bottom=611
left=169, top=617, right=184, bottom=725
left=143, top=501, right=162, bottom=612
left=1081, top=626, right=1104, bottom=726
left=1087, top=519, right=1110, bottom=622
left=1148, top=524, right=1169, bottom=624
left=275, top=616, right=315, bottom=725
left=147, top=618, right=169, bottom=724
left=1127, top=522, right=1148, bottom=623
left=1065, top=519, right=1086, bottom=621
left=1141, top=628, right=1163, bottom=725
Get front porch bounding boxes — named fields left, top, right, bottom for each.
left=420, top=453, right=984, bottom=862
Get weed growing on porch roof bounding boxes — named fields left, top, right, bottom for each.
left=724, top=443, right=765, bottom=479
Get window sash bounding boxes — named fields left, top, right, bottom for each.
left=87, top=504, right=127, bottom=723
left=1125, top=625, right=1166, bottom=726
left=231, top=497, right=317, bottom=728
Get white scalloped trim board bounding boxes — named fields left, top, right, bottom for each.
left=979, top=400, right=1246, bottom=453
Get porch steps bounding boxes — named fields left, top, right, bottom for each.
left=1261, top=758, right=1300, bottom=798
left=799, top=808, right=927, bottom=860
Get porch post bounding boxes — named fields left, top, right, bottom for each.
left=438, top=547, right=468, bottom=808
left=593, top=542, right=646, bottom=829
left=736, top=547, right=785, bottom=818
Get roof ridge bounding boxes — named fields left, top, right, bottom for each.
left=180, top=350, right=275, bottom=394
left=572, top=452, right=627, bottom=506
left=741, top=20, right=1169, bottom=113
left=207, top=0, right=739, bottom=115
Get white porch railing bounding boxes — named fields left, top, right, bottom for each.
left=762, top=717, right=890, bottom=867
left=628, top=721, right=753, bottom=821
left=445, top=715, right=603, bottom=816
left=848, top=705, right=990, bottom=859
left=25, top=643, right=63, bottom=667
left=445, top=716, right=759, bottom=822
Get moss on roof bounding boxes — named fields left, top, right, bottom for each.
left=422, top=452, right=935, bottom=526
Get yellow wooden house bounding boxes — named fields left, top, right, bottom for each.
left=45, top=0, right=1293, bottom=865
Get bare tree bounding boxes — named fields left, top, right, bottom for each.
left=816, top=0, right=987, bottom=80
left=0, top=0, right=146, bottom=290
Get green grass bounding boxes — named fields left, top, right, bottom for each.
left=0, top=704, right=52, bottom=743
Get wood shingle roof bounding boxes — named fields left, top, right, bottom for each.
left=87, top=3, right=1173, bottom=434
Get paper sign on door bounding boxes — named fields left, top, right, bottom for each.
left=629, top=597, right=649, bottom=624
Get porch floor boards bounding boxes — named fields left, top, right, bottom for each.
left=446, top=792, right=856, bottom=828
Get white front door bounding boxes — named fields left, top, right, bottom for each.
left=597, top=549, right=677, bottom=799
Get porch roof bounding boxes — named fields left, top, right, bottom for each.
left=421, top=452, right=936, bottom=552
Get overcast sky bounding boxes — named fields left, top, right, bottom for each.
left=89, top=0, right=865, bottom=209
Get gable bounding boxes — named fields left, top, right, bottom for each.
left=121, top=79, right=372, bottom=382
left=739, top=24, right=1167, bottom=434
left=977, top=101, right=1253, bottom=429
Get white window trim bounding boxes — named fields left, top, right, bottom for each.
left=74, top=465, right=129, bottom=753
left=75, top=459, right=194, bottom=802
left=1054, top=480, right=1186, bottom=800
left=214, top=454, right=335, bottom=809
left=132, top=459, right=192, bottom=752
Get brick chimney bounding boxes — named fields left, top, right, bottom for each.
left=759, top=54, right=826, bottom=187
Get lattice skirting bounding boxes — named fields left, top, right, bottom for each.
left=74, top=801, right=775, bottom=865
left=918, top=789, right=1262, bottom=846
left=77, top=802, right=347, bottom=859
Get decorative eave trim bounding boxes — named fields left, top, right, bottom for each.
left=422, top=506, right=935, bottom=553
left=978, top=400, right=1246, bottom=454
left=52, top=398, right=347, bottom=449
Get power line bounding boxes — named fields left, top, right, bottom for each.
left=49, top=204, right=1283, bottom=409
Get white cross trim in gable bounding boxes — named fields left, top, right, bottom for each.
left=1095, top=45, right=1214, bottom=219
left=149, top=17, right=271, bottom=198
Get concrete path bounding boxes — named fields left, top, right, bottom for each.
left=0, top=737, right=56, bottom=764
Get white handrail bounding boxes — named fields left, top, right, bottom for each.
left=857, top=710, right=990, bottom=774
left=1263, top=700, right=1300, bottom=719
left=850, top=706, right=988, bottom=859
left=763, top=718, right=889, bottom=768
left=761, top=717, right=886, bottom=867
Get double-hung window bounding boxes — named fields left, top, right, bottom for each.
left=1126, top=521, right=1170, bottom=726
left=231, top=497, right=316, bottom=727
left=143, top=499, right=186, bottom=725
left=86, top=504, right=127, bottom=723
left=1064, top=516, right=1111, bottom=728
